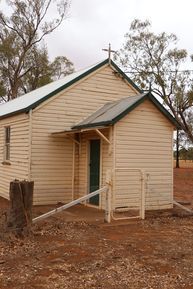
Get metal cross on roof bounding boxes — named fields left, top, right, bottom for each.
left=102, top=43, right=116, bottom=64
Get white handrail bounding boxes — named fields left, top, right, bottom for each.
left=173, top=200, right=193, bottom=214
left=33, top=186, right=108, bottom=223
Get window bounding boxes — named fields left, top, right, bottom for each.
left=4, top=126, right=11, bottom=161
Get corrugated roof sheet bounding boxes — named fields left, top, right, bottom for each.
left=73, top=94, right=146, bottom=129
left=72, top=92, right=180, bottom=129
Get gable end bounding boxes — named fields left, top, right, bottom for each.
left=0, top=59, right=142, bottom=120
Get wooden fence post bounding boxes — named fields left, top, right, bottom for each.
left=7, top=180, right=34, bottom=234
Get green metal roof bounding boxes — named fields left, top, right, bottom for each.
left=72, top=92, right=181, bottom=130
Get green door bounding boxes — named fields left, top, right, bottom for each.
left=89, top=139, right=100, bottom=206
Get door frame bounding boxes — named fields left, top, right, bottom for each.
left=86, top=137, right=102, bottom=208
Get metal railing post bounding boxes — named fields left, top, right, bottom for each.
left=140, top=171, right=145, bottom=220
left=105, top=185, right=111, bottom=223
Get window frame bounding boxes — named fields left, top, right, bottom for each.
left=4, top=126, right=11, bottom=161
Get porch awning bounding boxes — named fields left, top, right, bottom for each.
left=52, top=94, right=146, bottom=137
left=52, top=125, right=108, bottom=137
left=52, top=124, right=111, bottom=145
left=72, top=92, right=180, bottom=130
left=52, top=91, right=180, bottom=138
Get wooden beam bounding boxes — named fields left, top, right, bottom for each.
left=67, top=134, right=80, bottom=145
left=95, top=129, right=111, bottom=144
left=80, top=126, right=106, bottom=133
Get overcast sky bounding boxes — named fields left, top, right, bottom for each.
left=45, top=0, right=193, bottom=70
left=2, top=0, right=192, bottom=70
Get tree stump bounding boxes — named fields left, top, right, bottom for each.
left=7, top=180, right=34, bottom=235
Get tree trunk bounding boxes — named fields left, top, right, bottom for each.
left=7, top=180, right=34, bottom=234
left=176, top=129, right=180, bottom=168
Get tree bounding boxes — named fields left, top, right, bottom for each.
left=174, top=147, right=193, bottom=162
left=0, top=0, right=70, bottom=101
left=19, top=45, right=53, bottom=94
left=114, top=19, right=193, bottom=145
left=20, top=46, right=75, bottom=94
left=173, top=129, right=188, bottom=167
left=51, top=56, right=74, bottom=80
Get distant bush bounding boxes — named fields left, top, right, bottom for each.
left=174, top=147, right=193, bottom=161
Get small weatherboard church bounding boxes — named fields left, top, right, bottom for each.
left=0, top=55, right=179, bottom=214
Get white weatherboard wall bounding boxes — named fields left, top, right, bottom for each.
left=0, top=65, right=175, bottom=210
left=114, top=99, right=174, bottom=210
left=31, top=64, right=137, bottom=205
left=0, top=113, right=29, bottom=199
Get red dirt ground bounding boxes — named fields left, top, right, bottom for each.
left=0, top=168, right=193, bottom=289
left=174, top=168, right=193, bottom=205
